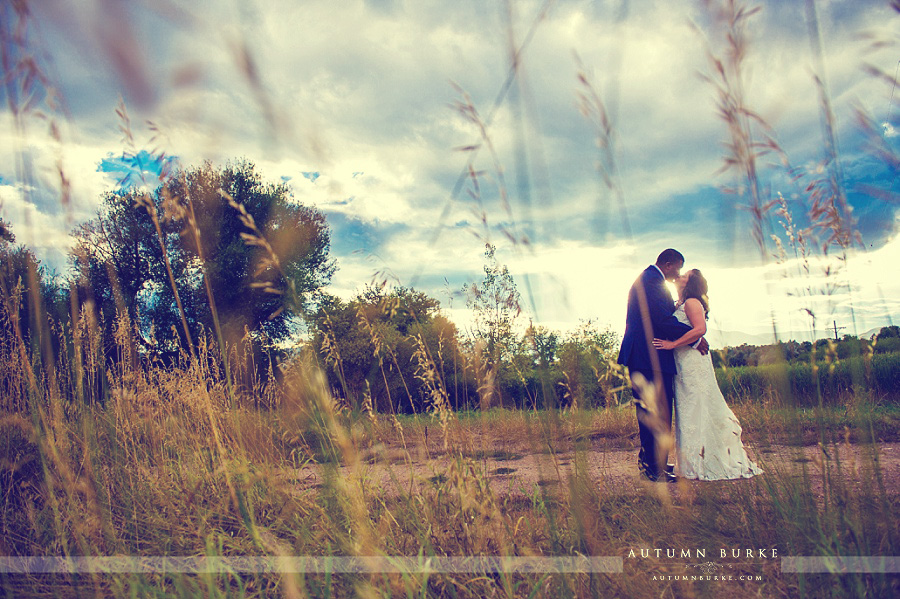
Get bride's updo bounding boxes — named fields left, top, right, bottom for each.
left=682, top=269, right=709, bottom=317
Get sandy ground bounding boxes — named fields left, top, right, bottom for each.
left=287, top=442, right=900, bottom=500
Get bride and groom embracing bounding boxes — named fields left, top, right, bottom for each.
left=617, top=248, right=762, bottom=483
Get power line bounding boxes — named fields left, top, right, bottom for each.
left=887, top=58, right=900, bottom=129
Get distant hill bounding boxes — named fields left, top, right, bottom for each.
left=706, top=327, right=884, bottom=349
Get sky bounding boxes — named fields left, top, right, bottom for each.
left=1, top=0, right=899, bottom=347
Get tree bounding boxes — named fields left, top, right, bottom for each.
left=0, top=218, right=14, bottom=244
left=463, top=244, right=522, bottom=408
left=71, top=160, right=335, bottom=362
left=0, top=219, right=66, bottom=341
left=877, top=325, right=900, bottom=339
left=70, top=188, right=170, bottom=352
left=527, top=323, right=559, bottom=370
left=556, top=320, right=620, bottom=408
left=309, top=285, right=468, bottom=413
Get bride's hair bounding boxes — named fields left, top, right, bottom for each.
left=682, top=269, right=709, bottom=318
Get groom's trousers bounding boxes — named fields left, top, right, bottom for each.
left=630, top=368, right=676, bottom=479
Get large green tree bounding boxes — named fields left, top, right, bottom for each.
left=71, top=160, right=335, bottom=360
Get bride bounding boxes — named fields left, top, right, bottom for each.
left=652, top=269, right=762, bottom=481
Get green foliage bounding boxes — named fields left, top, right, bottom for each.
left=307, top=272, right=626, bottom=414
left=877, top=325, right=900, bottom=339
left=0, top=221, right=68, bottom=372
left=454, top=246, right=623, bottom=411
left=0, top=217, right=14, bottom=244
left=874, top=336, right=900, bottom=355
left=554, top=320, right=620, bottom=409
left=463, top=243, right=521, bottom=368
left=308, top=285, right=471, bottom=413
left=71, top=160, right=334, bottom=358
left=715, top=328, right=900, bottom=407
left=718, top=332, right=900, bottom=368
left=716, top=353, right=900, bottom=406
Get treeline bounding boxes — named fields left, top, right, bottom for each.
left=710, top=327, right=900, bottom=405
left=713, top=328, right=900, bottom=368
left=1, top=162, right=623, bottom=415
left=308, top=289, right=622, bottom=414
left=716, top=353, right=900, bottom=407
left=307, top=245, right=622, bottom=413
left=7, top=159, right=896, bottom=415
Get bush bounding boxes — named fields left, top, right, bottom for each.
left=874, top=337, right=900, bottom=355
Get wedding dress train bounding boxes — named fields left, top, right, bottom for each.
left=672, top=305, right=762, bottom=480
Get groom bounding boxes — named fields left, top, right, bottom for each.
left=617, top=249, right=708, bottom=482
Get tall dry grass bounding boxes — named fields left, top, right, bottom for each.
left=2, top=309, right=899, bottom=597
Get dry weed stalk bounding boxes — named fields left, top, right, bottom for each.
left=355, top=300, right=406, bottom=416
left=110, top=102, right=274, bottom=541
left=698, top=0, right=858, bottom=347
left=434, top=0, right=552, bottom=253
left=576, top=54, right=632, bottom=240
left=554, top=369, right=574, bottom=413
left=316, top=309, right=351, bottom=401
left=1, top=0, right=72, bottom=221
left=469, top=338, right=498, bottom=413
left=699, top=0, right=781, bottom=255
left=361, top=380, right=378, bottom=426
left=114, top=101, right=197, bottom=365
left=803, top=0, right=863, bottom=259
left=219, top=189, right=298, bottom=311
left=412, top=332, right=454, bottom=451
left=770, top=192, right=822, bottom=336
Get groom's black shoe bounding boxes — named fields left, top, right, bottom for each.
left=665, top=464, right=675, bottom=475
left=642, top=471, right=677, bottom=483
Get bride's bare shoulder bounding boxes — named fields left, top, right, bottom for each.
left=683, top=297, right=703, bottom=308
left=683, top=297, right=708, bottom=322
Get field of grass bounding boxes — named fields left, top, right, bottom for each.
left=2, top=344, right=899, bottom=598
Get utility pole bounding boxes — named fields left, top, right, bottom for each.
left=832, top=320, right=846, bottom=341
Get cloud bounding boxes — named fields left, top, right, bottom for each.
left=2, top=0, right=898, bottom=340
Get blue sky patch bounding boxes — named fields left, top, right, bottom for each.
left=97, top=150, right=179, bottom=189
left=326, top=211, right=406, bottom=257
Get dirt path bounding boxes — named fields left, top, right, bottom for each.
left=288, top=442, right=900, bottom=500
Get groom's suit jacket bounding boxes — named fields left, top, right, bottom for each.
left=617, top=265, right=693, bottom=375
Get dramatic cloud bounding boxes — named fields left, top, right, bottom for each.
left=2, top=0, right=898, bottom=343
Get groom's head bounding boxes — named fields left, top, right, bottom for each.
left=655, top=248, right=685, bottom=281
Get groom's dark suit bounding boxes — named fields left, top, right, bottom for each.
left=617, top=265, right=693, bottom=480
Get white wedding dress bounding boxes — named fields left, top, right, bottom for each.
left=672, top=304, right=762, bottom=480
